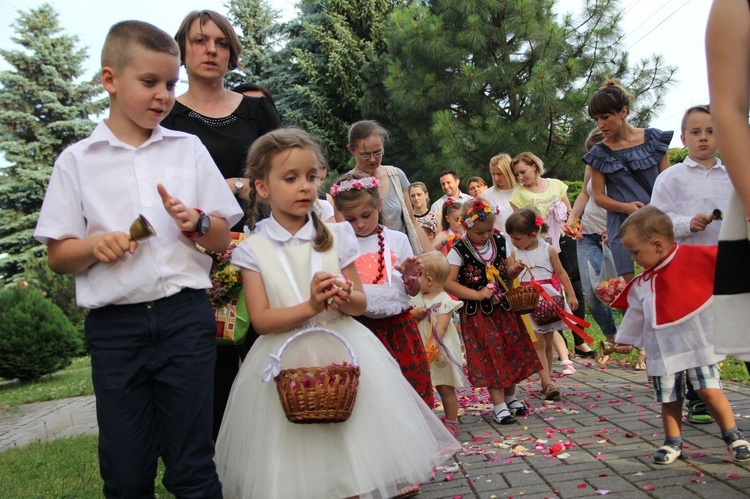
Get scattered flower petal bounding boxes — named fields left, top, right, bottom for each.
left=596, top=490, right=611, bottom=495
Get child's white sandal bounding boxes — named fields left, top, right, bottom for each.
left=652, top=443, right=682, bottom=465
left=560, top=360, right=576, bottom=375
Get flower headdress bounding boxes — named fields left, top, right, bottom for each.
left=461, top=199, right=500, bottom=228
left=330, top=176, right=380, bottom=196
left=534, top=215, right=544, bottom=227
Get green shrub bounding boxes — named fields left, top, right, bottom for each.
left=0, top=287, right=83, bottom=382
left=564, top=180, right=584, bottom=206
left=24, top=260, right=88, bottom=355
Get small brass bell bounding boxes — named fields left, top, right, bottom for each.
left=600, top=340, right=633, bottom=355
left=128, top=214, right=156, bottom=241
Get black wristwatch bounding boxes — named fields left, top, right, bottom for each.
left=182, top=209, right=210, bottom=239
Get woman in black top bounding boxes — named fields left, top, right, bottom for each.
left=162, top=10, right=281, bottom=441
left=162, top=10, right=281, bottom=232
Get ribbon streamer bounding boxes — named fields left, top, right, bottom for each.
left=529, top=279, right=593, bottom=343
left=425, top=303, right=469, bottom=385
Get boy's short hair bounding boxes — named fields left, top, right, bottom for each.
left=175, top=10, right=242, bottom=70
left=420, top=251, right=451, bottom=285
left=619, top=206, right=674, bottom=242
left=680, top=105, right=711, bottom=134
left=101, top=21, right=179, bottom=71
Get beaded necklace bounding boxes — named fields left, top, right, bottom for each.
left=188, top=110, right=238, bottom=128
left=463, top=236, right=496, bottom=265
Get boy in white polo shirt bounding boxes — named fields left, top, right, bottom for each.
left=651, top=105, right=732, bottom=424
left=34, top=20, right=242, bottom=498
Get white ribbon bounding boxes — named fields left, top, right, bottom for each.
left=261, top=354, right=282, bottom=383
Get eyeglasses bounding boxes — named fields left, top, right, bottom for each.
left=355, top=149, right=384, bottom=161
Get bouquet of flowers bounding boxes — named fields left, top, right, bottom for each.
left=562, top=218, right=583, bottom=240
left=595, top=277, right=626, bottom=306
left=207, top=242, right=243, bottom=307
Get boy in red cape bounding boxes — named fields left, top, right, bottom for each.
left=610, top=206, right=749, bottom=465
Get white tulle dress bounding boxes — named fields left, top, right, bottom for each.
left=215, top=217, right=460, bottom=499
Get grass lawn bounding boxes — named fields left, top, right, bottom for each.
left=0, top=436, right=173, bottom=498
left=0, top=356, right=94, bottom=411
left=564, top=313, right=750, bottom=384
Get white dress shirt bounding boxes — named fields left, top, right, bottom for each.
left=34, top=122, right=244, bottom=309
left=650, top=157, right=731, bottom=245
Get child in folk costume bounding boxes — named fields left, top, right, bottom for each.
left=610, top=206, right=750, bottom=465
left=215, top=129, right=459, bottom=499
left=331, top=171, right=434, bottom=407
left=445, top=199, right=542, bottom=425
left=433, top=200, right=464, bottom=255
left=506, top=209, right=583, bottom=401
left=411, top=251, right=465, bottom=436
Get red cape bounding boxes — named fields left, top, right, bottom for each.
left=611, top=245, right=717, bottom=328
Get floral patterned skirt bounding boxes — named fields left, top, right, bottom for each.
left=459, top=307, right=541, bottom=388
left=357, top=311, right=435, bottom=407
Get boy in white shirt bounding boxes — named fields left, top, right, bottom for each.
left=651, top=105, right=731, bottom=245
left=34, top=21, right=242, bottom=497
left=611, top=207, right=749, bottom=465
left=650, top=105, right=732, bottom=424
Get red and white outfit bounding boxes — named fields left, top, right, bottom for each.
left=354, top=225, right=434, bottom=406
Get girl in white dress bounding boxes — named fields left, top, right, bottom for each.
left=506, top=209, right=579, bottom=401
left=215, top=129, right=459, bottom=499
left=410, top=251, right=465, bottom=436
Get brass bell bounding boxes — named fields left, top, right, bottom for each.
left=600, top=340, right=633, bottom=355
left=600, top=341, right=615, bottom=356
left=128, top=214, right=156, bottom=241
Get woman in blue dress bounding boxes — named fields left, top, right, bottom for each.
left=582, top=79, right=672, bottom=370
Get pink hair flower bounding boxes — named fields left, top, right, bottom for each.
left=534, top=216, right=544, bottom=227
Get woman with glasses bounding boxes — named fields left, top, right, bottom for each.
left=338, top=120, right=433, bottom=253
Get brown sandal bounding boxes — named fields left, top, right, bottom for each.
left=544, top=384, right=561, bottom=400
left=634, top=349, right=647, bottom=371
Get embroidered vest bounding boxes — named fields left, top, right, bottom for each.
left=454, top=233, right=510, bottom=315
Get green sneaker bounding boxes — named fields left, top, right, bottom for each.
left=686, top=400, right=714, bottom=425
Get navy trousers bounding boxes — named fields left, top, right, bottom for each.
left=85, top=288, right=222, bottom=499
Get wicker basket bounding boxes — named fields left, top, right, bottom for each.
left=263, top=327, right=360, bottom=424
left=505, top=286, right=539, bottom=315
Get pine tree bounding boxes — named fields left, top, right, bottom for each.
left=224, top=0, right=282, bottom=88
left=0, top=4, right=106, bottom=284
left=261, top=0, right=395, bottom=171
left=384, top=0, right=676, bottom=184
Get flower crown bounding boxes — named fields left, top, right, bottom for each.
left=461, top=199, right=500, bottom=228
left=330, top=176, right=380, bottom=196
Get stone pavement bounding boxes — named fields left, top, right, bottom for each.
left=1, top=358, right=749, bottom=498
left=0, top=395, right=97, bottom=452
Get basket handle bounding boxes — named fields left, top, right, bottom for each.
left=261, top=327, right=360, bottom=383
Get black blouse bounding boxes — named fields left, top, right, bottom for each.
left=162, top=96, right=282, bottom=180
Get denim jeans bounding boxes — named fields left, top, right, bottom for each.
left=577, top=233, right=617, bottom=339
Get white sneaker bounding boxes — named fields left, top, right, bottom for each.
left=560, top=360, right=576, bottom=375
